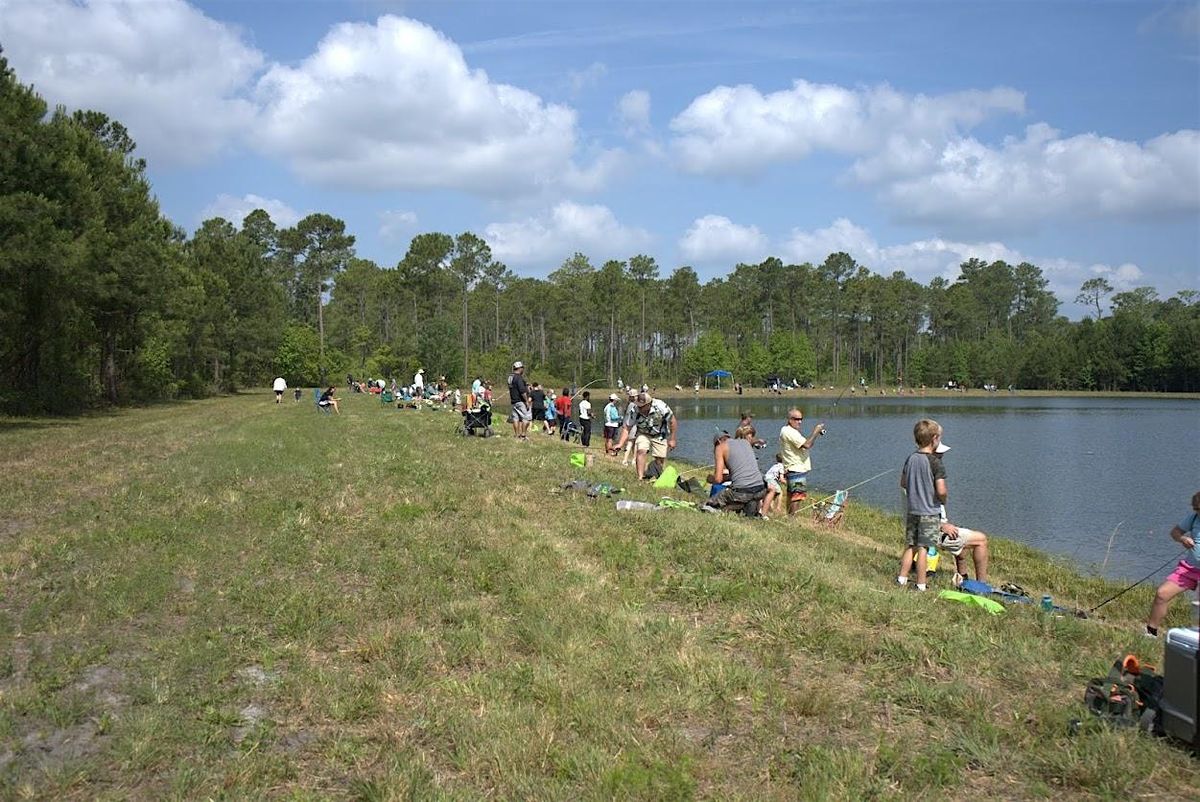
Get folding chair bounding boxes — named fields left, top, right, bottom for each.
left=314, top=387, right=331, bottom=414
left=812, top=489, right=848, bottom=527
left=561, top=420, right=582, bottom=443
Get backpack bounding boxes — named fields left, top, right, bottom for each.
left=1083, top=655, right=1164, bottom=734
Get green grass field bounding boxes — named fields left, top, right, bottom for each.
left=0, top=393, right=1195, bottom=799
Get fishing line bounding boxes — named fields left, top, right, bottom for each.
left=791, top=468, right=895, bottom=514
left=1087, top=549, right=1187, bottom=613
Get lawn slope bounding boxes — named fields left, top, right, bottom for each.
left=0, top=394, right=1194, bottom=799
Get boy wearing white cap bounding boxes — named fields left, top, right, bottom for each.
left=931, top=440, right=991, bottom=584
left=603, top=393, right=621, bottom=454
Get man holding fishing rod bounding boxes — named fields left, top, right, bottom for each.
left=780, top=407, right=825, bottom=515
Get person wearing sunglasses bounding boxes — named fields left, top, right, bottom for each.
left=779, top=408, right=825, bottom=515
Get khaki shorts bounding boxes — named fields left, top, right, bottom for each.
left=635, top=434, right=668, bottom=459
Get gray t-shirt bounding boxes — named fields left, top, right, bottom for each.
left=725, top=439, right=763, bottom=490
left=902, top=451, right=945, bottom=516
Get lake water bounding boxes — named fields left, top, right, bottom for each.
left=662, top=394, right=1200, bottom=581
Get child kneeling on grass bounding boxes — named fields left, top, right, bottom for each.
left=897, top=419, right=948, bottom=592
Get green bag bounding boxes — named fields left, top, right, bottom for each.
left=569, top=452, right=586, bottom=468
left=937, top=590, right=1005, bottom=615
left=653, top=464, right=679, bottom=488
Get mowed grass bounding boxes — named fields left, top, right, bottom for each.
left=0, top=393, right=1195, bottom=800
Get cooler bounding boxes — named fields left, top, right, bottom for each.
left=1161, top=626, right=1198, bottom=747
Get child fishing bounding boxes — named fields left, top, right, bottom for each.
left=1144, top=490, right=1200, bottom=637
left=897, top=419, right=947, bottom=592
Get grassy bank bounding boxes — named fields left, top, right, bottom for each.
left=0, top=393, right=1194, bottom=799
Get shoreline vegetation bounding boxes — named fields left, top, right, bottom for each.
left=0, top=392, right=1195, bottom=797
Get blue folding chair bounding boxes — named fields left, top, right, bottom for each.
left=314, top=387, right=331, bottom=414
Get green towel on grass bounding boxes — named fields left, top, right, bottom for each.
left=937, top=590, right=1005, bottom=615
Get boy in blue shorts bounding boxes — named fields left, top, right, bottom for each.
left=897, top=419, right=947, bottom=592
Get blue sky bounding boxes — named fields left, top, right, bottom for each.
left=1, top=0, right=1197, bottom=315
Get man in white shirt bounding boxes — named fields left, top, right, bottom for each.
left=272, top=376, right=287, bottom=404
left=578, top=391, right=593, bottom=447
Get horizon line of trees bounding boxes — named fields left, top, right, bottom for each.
left=2, top=52, right=1198, bottom=416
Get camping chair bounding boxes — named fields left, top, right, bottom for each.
left=381, top=390, right=394, bottom=405
left=561, top=420, right=583, bottom=443
left=812, top=489, right=848, bottom=528
left=456, top=404, right=494, bottom=437
left=313, top=387, right=331, bottom=414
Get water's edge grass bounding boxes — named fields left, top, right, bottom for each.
left=0, top=392, right=1194, bottom=799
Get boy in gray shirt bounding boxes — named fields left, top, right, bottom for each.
left=897, top=419, right=948, bottom=591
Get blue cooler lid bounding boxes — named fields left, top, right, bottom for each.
left=1166, top=627, right=1198, bottom=655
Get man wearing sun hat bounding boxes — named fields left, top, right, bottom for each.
left=613, top=391, right=677, bottom=481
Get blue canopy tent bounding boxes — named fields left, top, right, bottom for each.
left=704, top=369, right=732, bottom=389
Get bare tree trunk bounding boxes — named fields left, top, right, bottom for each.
left=317, top=286, right=326, bottom=385
left=462, top=287, right=469, bottom=386
left=608, top=309, right=615, bottom=385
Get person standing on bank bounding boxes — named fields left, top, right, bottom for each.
left=507, top=361, right=532, bottom=440
left=530, top=382, right=546, bottom=434
left=578, top=391, right=593, bottom=447
left=1145, top=490, right=1200, bottom=638
left=613, top=392, right=678, bottom=481
left=555, top=389, right=573, bottom=441
left=779, top=407, right=825, bottom=515
left=602, top=393, right=622, bottom=454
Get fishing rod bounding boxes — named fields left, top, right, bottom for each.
left=831, top=385, right=851, bottom=407
left=1087, top=549, right=1187, bottom=613
left=570, top=379, right=603, bottom=400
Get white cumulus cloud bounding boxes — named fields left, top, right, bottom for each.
left=879, top=125, right=1200, bottom=227
left=779, top=218, right=1149, bottom=303
left=484, top=201, right=651, bottom=266
left=200, top=193, right=301, bottom=228
left=670, top=77, right=1199, bottom=229
left=679, top=215, right=768, bottom=264
left=0, top=0, right=262, bottom=166
left=669, top=79, right=1024, bottom=177
left=254, top=15, right=613, bottom=195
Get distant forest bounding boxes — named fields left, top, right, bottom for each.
left=2, top=54, right=1197, bottom=415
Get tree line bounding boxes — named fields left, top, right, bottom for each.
left=2, top=54, right=1197, bottom=415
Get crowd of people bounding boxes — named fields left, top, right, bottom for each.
left=277, top=363, right=1198, bottom=634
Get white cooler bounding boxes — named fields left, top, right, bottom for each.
left=1161, top=626, right=1198, bottom=747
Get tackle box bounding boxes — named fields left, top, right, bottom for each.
left=1161, top=626, right=1198, bottom=747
